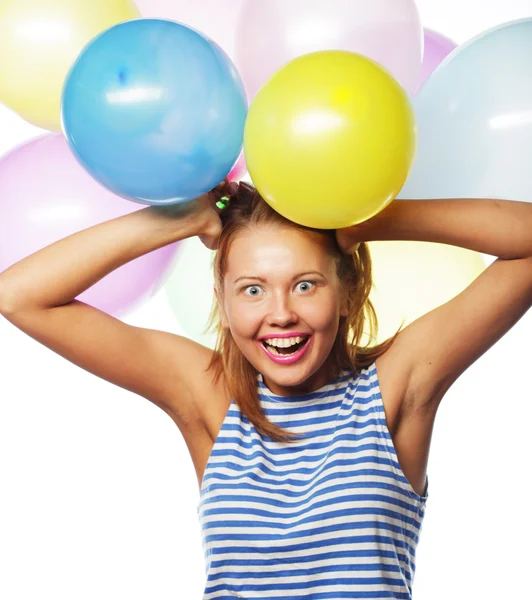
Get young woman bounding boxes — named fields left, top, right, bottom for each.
left=1, top=178, right=531, bottom=599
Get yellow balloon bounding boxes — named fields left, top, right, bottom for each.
left=244, top=50, right=417, bottom=229
left=359, top=242, right=487, bottom=346
left=0, top=0, right=140, bottom=132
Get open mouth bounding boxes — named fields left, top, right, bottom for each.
left=260, top=335, right=311, bottom=356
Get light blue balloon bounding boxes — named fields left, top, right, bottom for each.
left=399, top=18, right=532, bottom=204
left=62, top=19, right=248, bottom=205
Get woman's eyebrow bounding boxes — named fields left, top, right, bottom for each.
left=233, top=270, right=326, bottom=284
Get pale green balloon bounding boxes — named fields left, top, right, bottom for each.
left=164, top=236, right=218, bottom=349
left=164, top=172, right=252, bottom=348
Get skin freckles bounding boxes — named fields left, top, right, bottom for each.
left=214, top=225, right=349, bottom=396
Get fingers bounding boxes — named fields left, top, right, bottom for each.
left=227, top=181, right=239, bottom=195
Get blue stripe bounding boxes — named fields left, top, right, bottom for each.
left=197, top=363, right=428, bottom=599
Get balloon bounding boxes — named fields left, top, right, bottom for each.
left=0, top=0, right=140, bottom=132
left=416, top=28, right=457, bottom=93
left=165, top=237, right=217, bottom=349
left=134, top=0, right=246, bottom=63
left=228, top=152, right=248, bottom=182
left=235, top=0, right=423, bottom=100
left=361, top=241, right=486, bottom=345
left=244, top=51, right=417, bottom=229
left=400, top=18, right=532, bottom=206
left=0, top=134, right=179, bottom=316
left=62, top=19, right=248, bottom=206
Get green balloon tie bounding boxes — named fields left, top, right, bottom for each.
left=216, top=195, right=231, bottom=210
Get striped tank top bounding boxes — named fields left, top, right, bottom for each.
left=197, top=361, right=429, bottom=599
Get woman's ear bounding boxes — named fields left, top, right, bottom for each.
left=339, top=285, right=349, bottom=318
left=213, top=285, right=229, bottom=328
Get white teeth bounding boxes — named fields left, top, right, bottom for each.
left=264, top=336, right=306, bottom=348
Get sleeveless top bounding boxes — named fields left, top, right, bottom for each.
left=197, top=361, right=429, bottom=600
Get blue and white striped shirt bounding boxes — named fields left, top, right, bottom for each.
left=197, top=362, right=429, bottom=599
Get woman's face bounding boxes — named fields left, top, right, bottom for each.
left=217, top=225, right=348, bottom=396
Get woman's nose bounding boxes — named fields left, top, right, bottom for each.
left=266, top=293, right=298, bottom=326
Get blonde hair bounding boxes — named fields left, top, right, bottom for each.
left=204, top=180, right=402, bottom=443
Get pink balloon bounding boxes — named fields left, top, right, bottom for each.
left=228, top=152, right=247, bottom=182
left=134, top=0, right=246, bottom=62
left=0, top=134, right=179, bottom=316
left=235, top=0, right=423, bottom=100
left=416, top=28, right=457, bottom=93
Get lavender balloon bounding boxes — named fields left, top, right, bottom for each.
left=0, top=134, right=179, bottom=316
left=416, top=28, right=457, bottom=93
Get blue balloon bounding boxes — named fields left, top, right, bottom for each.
left=399, top=18, right=532, bottom=204
left=62, top=19, right=248, bottom=205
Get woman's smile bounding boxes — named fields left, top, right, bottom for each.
left=258, top=334, right=313, bottom=365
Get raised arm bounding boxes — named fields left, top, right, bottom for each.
left=337, top=196, right=532, bottom=407
left=0, top=193, right=220, bottom=311
left=0, top=192, right=224, bottom=423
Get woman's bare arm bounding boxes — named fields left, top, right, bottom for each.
left=0, top=195, right=219, bottom=310
left=0, top=194, right=223, bottom=424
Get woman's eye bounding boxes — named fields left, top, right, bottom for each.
left=243, top=281, right=315, bottom=296
left=296, top=280, right=315, bottom=292
left=244, top=285, right=262, bottom=296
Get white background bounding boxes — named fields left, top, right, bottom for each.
left=1, top=1, right=532, bottom=598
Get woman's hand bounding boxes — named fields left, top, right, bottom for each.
left=190, top=191, right=223, bottom=250
left=148, top=191, right=222, bottom=250
left=335, top=204, right=393, bottom=254
left=164, top=178, right=239, bottom=250
left=191, top=179, right=240, bottom=250
left=335, top=226, right=361, bottom=255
